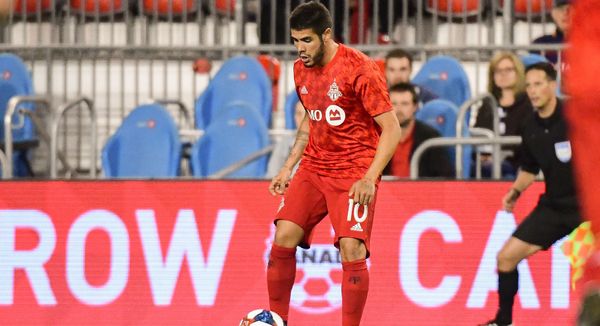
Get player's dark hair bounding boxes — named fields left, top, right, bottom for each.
left=525, top=62, right=557, bottom=81
left=385, top=49, right=413, bottom=67
left=289, top=1, right=333, bottom=36
left=389, top=82, right=418, bottom=104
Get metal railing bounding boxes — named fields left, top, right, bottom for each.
left=410, top=136, right=522, bottom=180
left=146, top=98, right=193, bottom=129
left=207, top=144, right=275, bottom=179
left=469, top=126, right=495, bottom=180
left=456, top=93, right=500, bottom=179
left=2, top=0, right=562, bottom=47
left=50, top=96, right=97, bottom=178
left=3, top=95, right=51, bottom=178
left=0, top=148, right=9, bottom=178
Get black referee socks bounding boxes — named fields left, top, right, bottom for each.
left=496, top=269, right=519, bottom=324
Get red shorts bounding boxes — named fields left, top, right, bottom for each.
left=275, top=167, right=378, bottom=257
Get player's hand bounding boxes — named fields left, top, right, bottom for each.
left=349, top=178, right=376, bottom=206
left=269, top=167, right=292, bottom=196
left=502, top=188, right=520, bottom=212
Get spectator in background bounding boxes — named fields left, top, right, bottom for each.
left=385, top=49, right=438, bottom=106
left=473, top=52, right=534, bottom=178
left=531, top=0, right=572, bottom=65
left=384, top=83, right=454, bottom=178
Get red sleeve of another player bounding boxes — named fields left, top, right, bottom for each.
left=565, top=0, right=600, bottom=237
left=353, top=60, right=392, bottom=117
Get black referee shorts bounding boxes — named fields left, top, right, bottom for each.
left=513, top=202, right=583, bottom=250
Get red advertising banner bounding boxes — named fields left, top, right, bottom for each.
left=0, top=181, right=579, bottom=325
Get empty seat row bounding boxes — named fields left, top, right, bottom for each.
left=10, top=0, right=234, bottom=17
left=426, top=0, right=556, bottom=17
left=9, top=0, right=559, bottom=19
left=0, top=53, right=275, bottom=179
left=102, top=102, right=270, bottom=178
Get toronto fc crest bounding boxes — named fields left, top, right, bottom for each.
left=327, top=80, right=342, bottom=101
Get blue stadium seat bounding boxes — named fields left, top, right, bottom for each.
left=0, top=53, right=37, bottom=177
left=520, top=53, right=548, bottom=67
left=191, top=102, right=271, bottom=178
left=284, top=90, right=300, bottom=130
left=195, top=55, right=272, bottom=129
left=416, top=99, right=458, bottom=137
left=102, top=104, right=181, bottom=178
left=0, top=53, right=36, bottom=143
left=416, top=99, right=472, bottom=178
left=412, top=55, right=471, bottom=108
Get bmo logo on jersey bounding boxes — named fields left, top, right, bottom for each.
left=325, top=105, right=345, bottom=126
left=307, top=105, right=346, bottom=127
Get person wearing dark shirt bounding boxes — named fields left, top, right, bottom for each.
left=474, top=52, right=535, bottom=177
left=479, top=62, right=582, bottom=326
left=385, top=49, right=438, bottom=106
left=384, top=83, right=454, bottom=178
left=531, top=0, right=572, bottom=64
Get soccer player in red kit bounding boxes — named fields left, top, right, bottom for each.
left=266, top=2, right=402, bottom=325
left=564, top=0, right=600, bottom=323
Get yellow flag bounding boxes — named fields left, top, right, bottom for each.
left=561, top=222, right=596, bottom=289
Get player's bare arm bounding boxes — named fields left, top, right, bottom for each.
left=502, top=170, right=536, bottom=212
left=268, top=113, right=310, bottom=196
left=349, top=110, right=401, bottom=205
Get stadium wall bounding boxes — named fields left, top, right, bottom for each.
left=0, top=181, right=579, bottom=325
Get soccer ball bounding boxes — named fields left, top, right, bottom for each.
left=239, top=309, right=284, bottom=326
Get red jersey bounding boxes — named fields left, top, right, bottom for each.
left=294, top=44, right=392, bottom=179
left=389, top=132, right=414, bottom=177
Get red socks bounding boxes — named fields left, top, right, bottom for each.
left=267, top=244, right=297, bottom=321
left=268, top=245, right=368, bottom=325
left=341, top=259, right=369, bottom=326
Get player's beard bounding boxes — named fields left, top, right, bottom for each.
left=303, top=38, right=325, bottom=67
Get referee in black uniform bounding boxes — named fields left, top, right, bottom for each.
left=480, top=62, right=583, bottom=326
